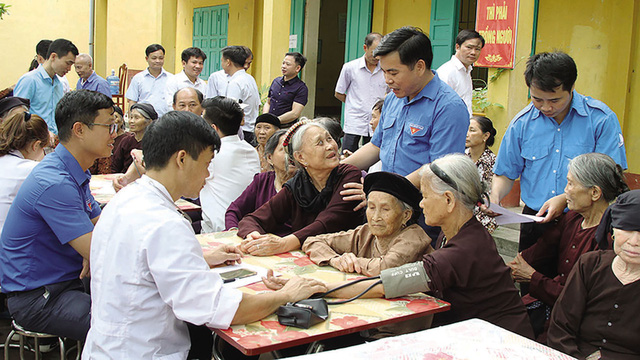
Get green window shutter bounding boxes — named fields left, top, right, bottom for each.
left=429, top=0, right=459, bottom=69
left=193, top=4, right=229, bottom=80
left=289, top=0, right=306, bottom=53
left=344, top=0, right=373, bottom=62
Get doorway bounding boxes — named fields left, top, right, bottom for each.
left=313, top=0, right=348, bottom=118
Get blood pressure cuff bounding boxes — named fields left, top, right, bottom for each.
left=380, top=261, right=430, bottom=299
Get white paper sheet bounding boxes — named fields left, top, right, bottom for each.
left=210, top=263, right=277, bottom=289
left=489, top=203, right=545, bottom=226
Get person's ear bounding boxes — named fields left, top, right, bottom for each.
left=591, top=185, right=603, bottom=202
left=266, top=153, right=274, bottom=167
left=31, top=140, right=43, bottom=152
left=402, top=209, right=412, bottom=225
left=293, top=151, right=306, bottom=167
left=444, top=191, right=456, bottom=212
left=72, top=122, right=85, bottom=138
left=175, top=150, right=188, bottom=169
left=482, top=131, right=490, bottom=143
left=415, top=59, right=426, bottom=76
left=295, top=65, right=302, bottom=73
left=455, top=43, right=461, bottom=52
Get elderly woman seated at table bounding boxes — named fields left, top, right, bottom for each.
left=225, top=129, right=296, bottom=235
left=254, top=113, right=280, bottom=173
left=508, top=153, right=628, bottom=341
left=302, top=171, right=432, bottom=276
left=238, top=120, right=365, bottom=256
left=548, top=190, right=640, bottom=359
left=265, top=154, right=533, bottom=338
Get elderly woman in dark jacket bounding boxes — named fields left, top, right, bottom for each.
left=238, top=120, right=365, bottom=256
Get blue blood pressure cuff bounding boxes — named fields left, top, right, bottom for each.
left=380, top=261, right=430, bottom=299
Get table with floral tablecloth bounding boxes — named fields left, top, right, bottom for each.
left=197, top=231, right=450, bottom=356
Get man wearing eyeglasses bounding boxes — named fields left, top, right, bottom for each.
left=0, top=90, right=116, bottom=342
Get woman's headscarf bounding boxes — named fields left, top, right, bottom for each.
left=595, top=189, right=640, bottom=250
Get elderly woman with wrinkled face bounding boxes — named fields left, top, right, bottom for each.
left=238, top=120, right=365, bottom=256
left=303, top=171, right=432, bottom=277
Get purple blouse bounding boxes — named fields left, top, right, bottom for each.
left=225, top=171, right=291, bottom=236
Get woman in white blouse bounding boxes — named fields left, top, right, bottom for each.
left=0, top=112, right=49, bottom=232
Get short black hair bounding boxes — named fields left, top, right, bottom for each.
left=456, top=29, right=485, bottom=47
left=201, top=96, right=243, bottom=136
left=113, top=105, right=124, bottom=117
left=364, top=32, right=382, bottom=47
left=47, top=39, right=79, bottom=59
left=241, top=46, right=253, bottom=60
left=524, top=52, right=577, bottom=92
left=221, top=46, right=247, bottom=68
left=55, top=90, right=114, bottom=142
left=374, top=26, right=433, bottom=70
left=36, top=40, right=52, bottom=58
left=172, top=87, right=204, bottom=106
left=285, top=52, right=307, bottom=70
left=145, top=44, right=165, bottom=57
left=181, top=47, right=207, bottom=63
left=142, top=111, right=221, bottom=171
left=471, top=115, right=497, bottom=147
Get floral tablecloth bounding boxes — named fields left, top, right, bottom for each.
left=286, top=318, right=577, bottom=360
left=197, top=231, right=450, bottom=355
left=90, top=174, right=200, bottom=210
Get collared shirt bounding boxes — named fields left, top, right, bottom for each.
left=58, top=75, right=71, bottom=93
left=267, top=76, right=308, bottom=117
left=83, top=175, right=242, bottom=359
left=370, top=71, right=470, bottom=176
left=126, top=68, right=173, bottom=117
left=0, top=150, right=39, bottom=234
left=164, top=70, right=208, bottom=109
left=76, top=71, right=111, bottom=97
left=13, top=65, right=64, bottom=134
left=335, top=56, right=388, bottom=136
left=206, top=70, right=230, bottom=98
left=0, top=144, right=100, bottom=292
left=437, top=55, right=473, bottom=114
left=200, top=135, right=260, bottom=233
left=494, top=90, right=628, bottom=211
left=226, top=69, right=261, bottom=132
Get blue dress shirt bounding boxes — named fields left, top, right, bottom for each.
left=494, top=91, right=628, bottom=211
left=76, top=71, right=111, bottom=97
left=370, top=71, right=469, bottom=176
left=125, top=68, right=172, bottom=117
left=0, top=145, right=101, bottom=292
left=13, top=65, right=64, bottom=134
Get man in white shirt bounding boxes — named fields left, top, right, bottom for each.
left=84, top=110, right=326, bottom=359
left=199, top=96, right=260, bottom=233
left=126, top=44, right=173, bottom=117
left=164, top=47, right=208, bottom=109
left=206, top=69, right=229, bottom=98
left=335, top=32, right=387, bottom=153
left=221, top=45, right=261, bottom=144
left=436, top=30, right=485, bottom=114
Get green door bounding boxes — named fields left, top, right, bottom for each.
left=429, top=0, right=459, bottom=69
left=289, top=0, right=306, bottom=53
left=193, top=4, right=229, bottom=80
left=344, top=0, right=373, bottom=62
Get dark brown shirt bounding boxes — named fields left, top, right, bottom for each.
left=522, top=210, right=600, bottom=306
left=110, top=133, right=141, bottom=173
left=423, top=217, right=533, bottom=338
left=237, top=164, right=365, bottom=243
left=548, top=250, right=640, bottom=359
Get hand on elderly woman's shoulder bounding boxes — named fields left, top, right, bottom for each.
left=340, top=177, right=367, bottom=211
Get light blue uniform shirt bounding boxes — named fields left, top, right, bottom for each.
left=125, top=68, right=172, bottom=117
left=371, top=71, right=469, bottom=176
left=494, top=90, right=628, bottom=211
left=0, top=145, right=101, bottom=292
left=13, top=65, right=64, bottom=134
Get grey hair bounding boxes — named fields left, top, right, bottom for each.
left=285, top=121, right=329, bottom=170
left=568, top=153, right=629, bottom=202
left=418, top=153, right=488, bottom=211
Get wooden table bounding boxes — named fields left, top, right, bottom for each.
left=197, top=231, right=450, bottom=356
left=90, top=174, right=200, bottom=211
left=284, top=318, right=577, bottom=360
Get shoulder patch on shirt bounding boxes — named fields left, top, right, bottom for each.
left=409, top=124, right=423, bottom=135
left=86, top=199, right=92, bottom=211
left=618, top=133, right=624, bottom=148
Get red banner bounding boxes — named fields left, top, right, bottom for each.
left=475, top=0, right=519, bottom=68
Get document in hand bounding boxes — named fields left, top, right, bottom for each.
left=489, top=203, right=545, bottom=226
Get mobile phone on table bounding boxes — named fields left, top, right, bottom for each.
left=219, top=268, right=257, bottom=283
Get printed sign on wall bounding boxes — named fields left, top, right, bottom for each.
left=475, top=0, right=519, bottom=68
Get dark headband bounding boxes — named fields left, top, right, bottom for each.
left=429, top=162, right=458, bottom=191
left=595, top=190, right=640, bottom=250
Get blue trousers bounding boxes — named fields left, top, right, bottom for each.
left=7, top=279, right=90, bottom=341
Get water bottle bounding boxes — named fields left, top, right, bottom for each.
left=107, top=69, right=120, bottom=95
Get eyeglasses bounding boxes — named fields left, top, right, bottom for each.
left=88, top=122, right=118, bottom=135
